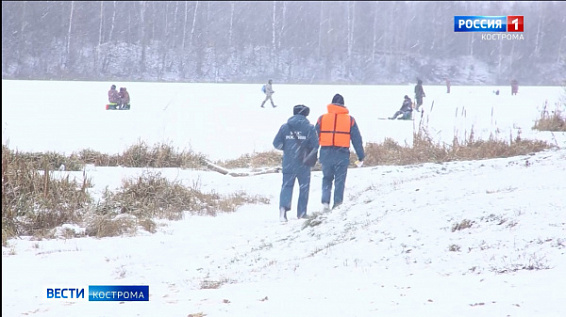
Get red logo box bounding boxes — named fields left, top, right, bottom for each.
left=507, top=16, right=524, bottom=32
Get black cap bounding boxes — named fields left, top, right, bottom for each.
left=332, top=94, right=344, bottom=106
left=293, top=104, right=310, bottom=116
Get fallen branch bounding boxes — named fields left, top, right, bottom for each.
left=201, top=159, right=281, bottom=177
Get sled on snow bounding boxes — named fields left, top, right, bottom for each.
left=377, top=112, right=414, bottom=120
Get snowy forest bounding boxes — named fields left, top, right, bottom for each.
left=2, top=1, right=565, bottom=85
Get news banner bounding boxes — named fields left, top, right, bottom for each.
left=454, top=16, right=524, bottom=40
left=46, top=285, right=149, bottom=302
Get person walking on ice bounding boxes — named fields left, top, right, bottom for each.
left=261, top=79, right=277, bottom=108
left=315, top=94, right=365, bottom=212
left=273, top=105, right=319, bottom=222
left=414, top=79, right=426, bottom=112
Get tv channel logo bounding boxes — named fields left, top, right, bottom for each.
left=46, top=287, right=85, bottom=300
left=46, top=285, right=149, bottom=302
left=454, top=16, right=524, bottom=32
left=89, top=285, right=149, bottom=301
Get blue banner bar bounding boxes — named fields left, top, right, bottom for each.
left=454, top=16, right=507, bottom=32
left=88, top=285, right=149, bottom=301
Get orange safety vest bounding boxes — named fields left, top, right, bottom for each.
left=318, top=104, right=354, bottom=148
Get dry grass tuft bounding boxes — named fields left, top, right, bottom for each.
left=199, top=279, right=228, bottom=289
left=120, top=141, right=206, bottom=168
left=2, top=146, right=92, bottom=245
left=2, top=145, right=269, bottom=241
left=217, top=150, right=282, bottom=169
left=533, top=101, right=566, bottom=132
left=85, top=171, right=269, bottom=237
left=363, top=125, right=552, bottom=166
left=452, top=219, right=474, bottom=232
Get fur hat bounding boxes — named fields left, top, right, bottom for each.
left=293, top=104, right=310, bottom=116
left=332, top=94, right=344, bottom=106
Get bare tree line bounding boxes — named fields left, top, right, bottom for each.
left=2, top=1, right=565, bottom=84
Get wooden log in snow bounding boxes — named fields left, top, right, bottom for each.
left=201, top=159, right=281, bottom=177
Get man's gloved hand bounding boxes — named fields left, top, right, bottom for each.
left=355, top=160, right=364, bottom=168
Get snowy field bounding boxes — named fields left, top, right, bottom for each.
left=3, top=80, right=565, bottom=159
left=2, top=80, right=566, bottom=317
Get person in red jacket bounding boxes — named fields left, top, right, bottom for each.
left=118, top=87, right=130, bottom=110
left=511, top=79, right=519, bottom=96
left=107, top=85, right=120, bottom=109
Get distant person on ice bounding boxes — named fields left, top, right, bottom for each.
left=273, top=105, right=319, bottom=222
left=315, top=94, right=364, bottom=212
left=261, top=79, right=277, bottom=108
left=119, top=87, right=130, bottom=110
left=446, top=78, right=451, bottom=94
left=389, top=95, right=413, bottom=120
left=414, top=79, right=426, bottom=112
left=511, top=79, right=519, bottom=96
left=107, top=84, right=120, bottom=109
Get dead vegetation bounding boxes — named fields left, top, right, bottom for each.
left=361, top=126, right=551, bottom=166
left=2, top=104, right=559, bottom=244
left=533, top=101, right=566, bottom=132
left=2, top=145, right=269, bottom=245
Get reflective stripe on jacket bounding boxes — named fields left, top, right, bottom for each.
left=317, top=104, right=353, bottom=148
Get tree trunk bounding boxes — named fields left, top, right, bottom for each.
left=229, top=1, right=234, bottom=47
left=97, top=1, right=103, bottom=72
left=109, top=1, right=116, bottom=43
left=17, top=1, right=27, bottom=73
left=271, top=1, right=276, bottom=57
left=346, top=2, right=353, bottom=61
left=182, top=2, right=188, bottom=51
left=190, top=1, right=199, bottom=47
left=534, top=9, right=542, bottom=58
left=277, top=2, right=287, bottom=51
left=371, top=2, right=379, bottom=63
left=497, top=39, right=503, bottom=81
left=139, top=1, right=147, bottom=73
left=65, top=1, right=75, bottom=70
left=317, top=2, right=323, bottom=59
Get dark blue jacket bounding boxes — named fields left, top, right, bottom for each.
left=415, top=83, right=425, bottom=98
left=273, top=115, right=319, bottom=173
left=400, top=98, right=413, bottom=112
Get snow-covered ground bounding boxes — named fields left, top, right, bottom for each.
left=3, top=80, right=565, bottom=159
left=2, top=80, right=565, bottom=317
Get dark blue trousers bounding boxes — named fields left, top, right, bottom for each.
left=321, top=157, right=350, bottom=207
left=279, top=172, right=311, bottom=217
